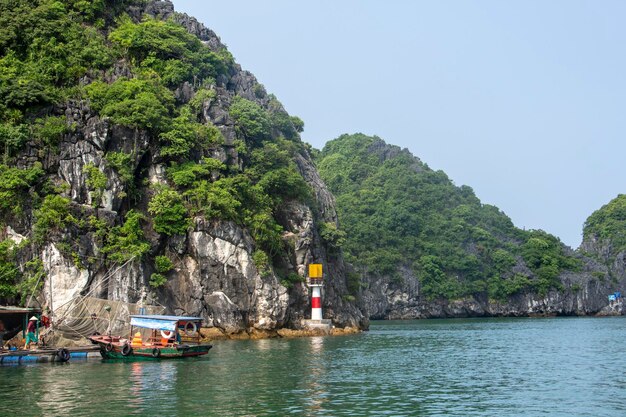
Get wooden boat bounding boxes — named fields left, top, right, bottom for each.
left=89, top=315, right=212, bottom=360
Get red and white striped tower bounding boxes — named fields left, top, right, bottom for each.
left=308, top=264, right=324, bottom=320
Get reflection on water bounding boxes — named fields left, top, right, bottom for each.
left=304, top=336, right=328, bottom=416
left=127, top=361, right=178, bottom=414
left=255, top=338, right=271, bottom=352
left=129, top=362, right=146, bottom=411
left=2, top=317, right=626, bottom=416
left=310, top=335, right=324, bottom=353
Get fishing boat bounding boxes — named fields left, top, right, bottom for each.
left=89, top=315, right=212, bottom=360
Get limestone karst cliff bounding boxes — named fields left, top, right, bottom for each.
left=0, top=0, right=366, bottom=334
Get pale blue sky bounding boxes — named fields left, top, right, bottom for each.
left=173, top=0, right=625, bottom=248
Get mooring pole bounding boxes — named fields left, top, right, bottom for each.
left=48, top=273, right=54, bottom=331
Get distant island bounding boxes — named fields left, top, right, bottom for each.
left=317, top=133, right=626, bottom=319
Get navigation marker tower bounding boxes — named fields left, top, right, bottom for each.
left=308, top=263, right=324, bottom=320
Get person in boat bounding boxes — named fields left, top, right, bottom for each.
left=24, top=316, right=39, bottom=349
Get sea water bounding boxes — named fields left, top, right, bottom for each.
left=1, top=317, right=625, bottom=416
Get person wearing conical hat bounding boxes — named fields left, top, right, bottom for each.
left=24, top=316, right=39, bottom=350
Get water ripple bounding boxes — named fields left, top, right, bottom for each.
left=2, top=317, right=626, bottom=416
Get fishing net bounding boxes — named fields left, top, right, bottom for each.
left=46, top=296, right=165, bottom=344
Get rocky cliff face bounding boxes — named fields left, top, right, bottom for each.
left=360, top=256, right=623, bottom=319
left=1, top=0, right=366, bottom=334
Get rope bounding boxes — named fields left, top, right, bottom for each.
left=53, top=296, right=164, bottom=340
left=49, top=256, right=161, bottom=339
left=41, top=253, right=167, bottom=341
left=25, top=269, right=45, bottom=309
left=52, top=257, right=136, bottom=318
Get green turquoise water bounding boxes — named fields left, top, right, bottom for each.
left=2, top=317, right=626, bottom=416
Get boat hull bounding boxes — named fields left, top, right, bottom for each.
left=89, top=335, right=211, bottom=360
left=99, top=345, right=212, bottom=360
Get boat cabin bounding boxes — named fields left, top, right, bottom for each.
left=128, top=315, right=203, bottom=348
left=89, top=314, right=211, bottom=359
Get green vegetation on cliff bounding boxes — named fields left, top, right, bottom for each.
left=0, top=0, right=312, bottom=303
left=583, top=194, right=626, bottom=256
left=318, top=133, right=580, bottom=300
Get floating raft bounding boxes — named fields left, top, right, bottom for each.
left=0, top=346, right=101, bottom=364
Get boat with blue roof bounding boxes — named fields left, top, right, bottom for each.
left=88, top=315, right=212, bottom=360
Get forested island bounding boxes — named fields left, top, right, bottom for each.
left=318, top=134, right=626, bottom=318
left=0, top=0, right=624, bottom=340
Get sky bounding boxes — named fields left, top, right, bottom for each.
left=172, top=0, right=625, bottom=249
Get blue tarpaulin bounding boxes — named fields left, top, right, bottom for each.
left=129, top=315, right=202, bottom=331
